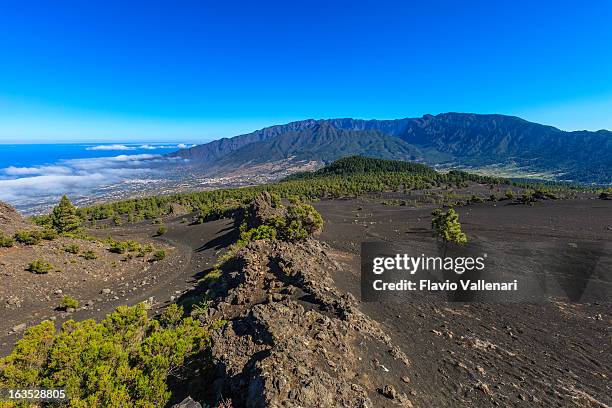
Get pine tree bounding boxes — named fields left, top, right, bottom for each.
left=431, top=208, right=467, bottom=256
left=52, top=195, right=81, bottom=233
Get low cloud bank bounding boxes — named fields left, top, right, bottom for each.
left=86, top=143, right=195, bottom=151
left=0, top=154, right=186, bottom=208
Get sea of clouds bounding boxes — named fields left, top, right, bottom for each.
left=0, top=152, right=188, bottom=213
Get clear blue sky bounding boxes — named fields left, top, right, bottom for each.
left=1, top=0, right=611, bottom=143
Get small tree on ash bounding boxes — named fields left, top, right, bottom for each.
left=431, top=208, right=467, bottom=256
left=52, top=195, right=81, bottom=233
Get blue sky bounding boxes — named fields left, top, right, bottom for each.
left=0, top=0, right=611, bottom=143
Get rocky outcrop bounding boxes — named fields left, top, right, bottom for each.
left=172, top=397, right=202, bottom=408
left=200, top=197, right=414, bottom=407
left=0, top=201, right=29, bottom=235
left=243, top=192, right=285, bottom=229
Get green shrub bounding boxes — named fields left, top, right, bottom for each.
left=156, top=225, right=167, bottom=236
left=198, top=269, right=222, bottom=288
left=151, top=250, right=166, bottom=262
left=533, top=188, right=557, bottom=200
left=239, top=224, right=277, bottom=244
left=82, top=250, right=97, bottom=260
left=269, top=192, right=282, bottom=208
left=27, top=259, right=54, bottom=274
left=283, top=202, right=323, bottom=241
left=0, top=233, right=14, bottom=248
left=63, top=244, right=80, bottom=254
left=108, top=239, right=141, bottom=254
left=59, top=295, right=79, bottom=310
left=159, top=304, right=183, bottom=328
left=469, top=195, right=485, bottom=203
left=0, top=303, right=214, bottom=407
left=505, top=189, right=514, bottom=199
left=517, top=190, right=537, bottom=205
left=14, top=230, right=42, bottom=245
left=40, top=228, right=58, bottom=240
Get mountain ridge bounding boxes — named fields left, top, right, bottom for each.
left=170, top=113, right=612, bottom=183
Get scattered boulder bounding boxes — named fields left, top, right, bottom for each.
left=12, top=323, right=26, bottom=333
left=169, top=202, right=189, bottom=216
left=171, top=396, right=202, bottom=408
left=381, top=384, right=398, bottom=399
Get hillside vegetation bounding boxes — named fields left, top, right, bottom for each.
left=30, top=156, right=588, bottom=230
left=31, top=157, right=509, bottom=228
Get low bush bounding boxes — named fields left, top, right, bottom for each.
left=13, top=230, right=42, bottom=245
left=63, top=244, right=80, bottom=254
left=533, top=188, right=557, bottom=200
left=0, top=233, right=14, bottom=248
left=40, top=228, right=58, bottom=240
left=27, top=259, right=54, bottom=274
left=159, top=304, right=183, bottom=328
left=283, top=201, right=323, bottom=241
left=82, top=250, right=97, bottom=260
left=156, top=225, right=167, bottom=236
left=238, top=224, right=277, bottom=244
left=0, top=303, right=216, bottom=407
left=58, top=295, right=79, bottom=310
left=151, top=250, right=166, bottom=262
left=108, top=239, right=141, bottom=254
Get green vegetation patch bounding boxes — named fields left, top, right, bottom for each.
left=58, top=295, right=79, bottom=311
left=0, top=232, right=14, bottom=248
left=27, top=259, right=54, bottom=274
left=0, top=303, right=219, bottom=407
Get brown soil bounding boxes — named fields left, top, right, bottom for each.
left=0, top=201, right=31, bottom=235
left=0, top=216, right=235, bottom=355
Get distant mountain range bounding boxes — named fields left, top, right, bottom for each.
left=170, top=113, right=612, bottom=184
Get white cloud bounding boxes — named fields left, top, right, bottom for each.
left=86, top=144, right=136, bottom=151
left=3, top=165, right=73, bottom=176
left=65, top=154, right=162, bottom=171
left=0, top=153, right=179, bottom=206
left=85, top=143, right=196, bottom=151
left=139, top=144, right=158, bottom=150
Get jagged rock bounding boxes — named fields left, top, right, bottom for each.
left=169, top=202, right=189, bottom=216
left=244, top=191, right=285, bottom=229
left=206, top=237, right=410, bottom=407
left=381, top=384, right=398, bottom=399
left=194, top=194, right=413, bottom=406
left=171, top=396, right=202, bottom=408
